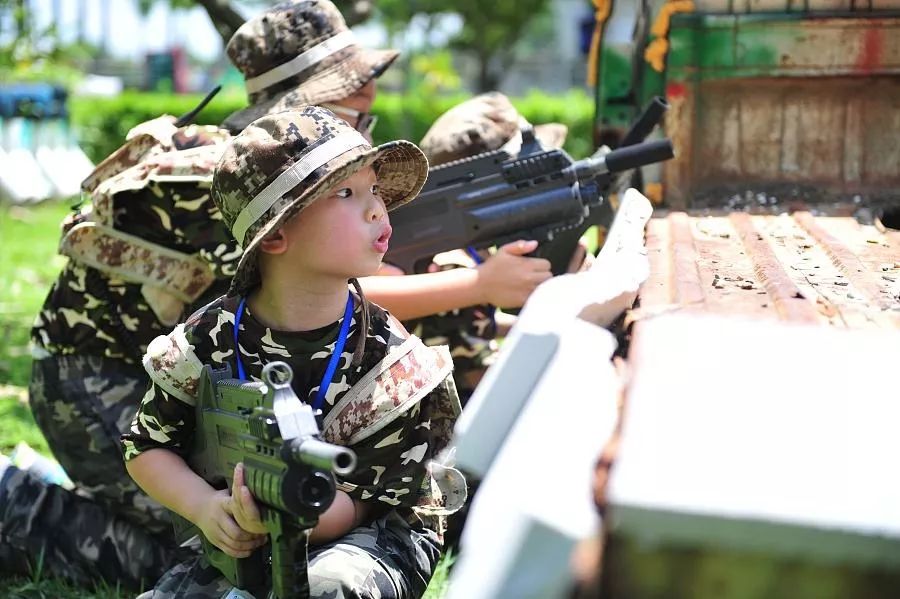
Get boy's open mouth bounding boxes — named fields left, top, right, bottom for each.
left=373, top=225, right=392, bottom=253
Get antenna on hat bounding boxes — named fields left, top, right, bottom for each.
left=174, top=85, right=222, bottom=128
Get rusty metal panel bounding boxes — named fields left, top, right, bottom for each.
left=636, top=212, right=900, bottom=328
left=664, top=77, right=900, bottom=206
left=662, top=15, right=900, bottom=206
left=667, top=16, right=900, bottom=79
left=694, top=0, right=900, bottom=12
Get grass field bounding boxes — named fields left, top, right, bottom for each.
left=0, top=201, right=451, bottom=598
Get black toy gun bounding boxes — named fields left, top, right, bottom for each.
left=385, top=97, right=672, bottom=276
left=171, top=361, right=357, bottom=599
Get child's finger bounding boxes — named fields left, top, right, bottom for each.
left=499, top=239, right=538, bottom=256
left=233, top=462, right=245, bottom=491
left=218, top=514, right=249, bottom=542
left=211, top=527, right=251, bottom=557
left=240, top=486, right=263, bottom=524
left=215, top=536, right=255, bottom=559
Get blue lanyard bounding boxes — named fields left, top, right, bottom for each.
left=233, top=293, right=355, bottom=412
left=466, top=247, right=497, bottom=326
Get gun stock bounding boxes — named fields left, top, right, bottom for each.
left=171, top=361, right=356, bottom=599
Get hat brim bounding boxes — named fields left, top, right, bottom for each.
left=497, top=122, right=570, bottom=159
left=223, top=47, right=400, bottom=133
left=534, top=123, right=569, bottom=149
left=229, top=138, right=427, bottom=296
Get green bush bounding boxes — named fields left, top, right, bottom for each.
left=70, top=89, right=595, bottom=164
left=69, top=90, right=246, bottom=163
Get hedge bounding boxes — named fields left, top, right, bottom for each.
left=70, top=89, right=595, bottom=164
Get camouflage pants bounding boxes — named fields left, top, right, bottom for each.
left=29, top=355, right=170, bottom=535
left=141, top=511, right=442, bottom=599
left=0, top=466, right=178, bottom=590
left=0, top=355, right=182, bottom=588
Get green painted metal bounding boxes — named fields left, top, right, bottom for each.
left=594, top=7, right=900, bottom=138
left=592, top=4, right=900, bottom=206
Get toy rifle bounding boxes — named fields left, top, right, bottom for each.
left=385, top=97, right=672, bottom=277
left=171, top=361, right=356, bottom=599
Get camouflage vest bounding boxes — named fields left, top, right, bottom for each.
left=143, top=315, right=467, bottom=518
left=59, top=116, right=232, bottom=326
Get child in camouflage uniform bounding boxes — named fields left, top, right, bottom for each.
left=218, top=1, right=553, bottom=322
left=122, top=107, right=465, bottom=599
left=1, top=0, right=404, bottom=588
left=0, top=123, right=236, bottom=588
left=409, top=92, right=575, bottom=401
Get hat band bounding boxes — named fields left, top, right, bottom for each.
left=244, top=30, right=357, bottom=94
left=231, top=132, right=367, bottom=247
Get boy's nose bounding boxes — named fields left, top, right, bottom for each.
left=369, top=195, right=387, bottom=222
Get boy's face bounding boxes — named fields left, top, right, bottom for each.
left=278, top=166, right=391, bottom=279
left=336, top=79, right=376, bottom=114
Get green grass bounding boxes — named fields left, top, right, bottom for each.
left=0, top=201, right=451, bottom=597
left=0, top=201, right=71, bottom=388
left=0, top=573, right=129, bottom=599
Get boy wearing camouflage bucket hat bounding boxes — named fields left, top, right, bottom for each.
left=123, top=106, right=466, bottom=599
left=222, top=0, right=397, bottom=136
left=406, top=93, right=589, bottom=551
left=223, top=0, right=552, bottom=328
left=1, top=1, right=406, bottom=588
left=408, top=92, right=587, bottom=402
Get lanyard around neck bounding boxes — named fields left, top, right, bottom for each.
left=466, top=246, right=497, bottom=326
left=233, top=293, right=355, bottom=412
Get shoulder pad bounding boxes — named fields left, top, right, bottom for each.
left=91, top=144, right=226, bottom=225
left=143, top=324, right=204, bottom=405
left=82, top=116, right=179, bottom=193
left=126, top=115, right=179, bottom=142
left=140, top=143, right=225, bottom=180
left=172, top=125, right=230, bottom=150
left=322, top=336, right=453, bottom=446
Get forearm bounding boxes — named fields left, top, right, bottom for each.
left=309, top=491, right=370, bottom=546
left=359, top=269, right=484, bottom=320
left=126, top=448, right=217, bottom=525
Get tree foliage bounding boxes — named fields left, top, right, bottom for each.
left=443, top=0, right=551, bottom=91
left=135, top=0, right=376, bottom=45
left=365, top=0, right=552, bottom=92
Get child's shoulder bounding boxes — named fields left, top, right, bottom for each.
left=142, top=294, right=235, bottom=404
left=364, top=297, right=411, bottom=350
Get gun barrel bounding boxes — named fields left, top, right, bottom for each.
left=573, top=139, right=674, bottom=180
left=287, top=438, right=357, bottom=476
left=620, top=96, right=669, bottom=147
left=604, top=139, right=674, bottom=173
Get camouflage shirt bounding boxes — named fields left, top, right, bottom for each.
left=121, top=294, right=463, bottom=534
left=405, top=252, right=498, bottom=399
left=31, top=132, right=241, bottom=366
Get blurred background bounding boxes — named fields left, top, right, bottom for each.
left=0, top=0, right=599, bottom=186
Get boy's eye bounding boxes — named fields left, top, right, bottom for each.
left=335, top=188, right=352, bottom=199
left=371, top=185, right=380, bottom=196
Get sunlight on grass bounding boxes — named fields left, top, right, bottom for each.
left=424, top=551, right=455, bottom=599
left=0, top=202, right=72, bottom=388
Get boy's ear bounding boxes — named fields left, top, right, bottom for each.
left=258, top=228, right=289, bottom=254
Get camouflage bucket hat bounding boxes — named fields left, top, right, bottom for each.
left=214, top=106, right=428, bottom=296
left=222, top=0, right=399, bottom=133
left=420, top=92, right=569, bottom=166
